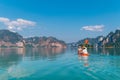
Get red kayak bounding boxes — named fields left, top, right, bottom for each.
left=78, top=52, right=89, bottom=56
left=80, top=53, right=89, bottom=56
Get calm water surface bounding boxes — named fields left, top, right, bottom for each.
left=0, top=47, right=120, bottom=80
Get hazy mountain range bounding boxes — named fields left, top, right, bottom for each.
left=68, top=29, right=120, bottom=48
left=0, top=30, right=66, bottom=48
left=0, top=29, right=120, bottom=48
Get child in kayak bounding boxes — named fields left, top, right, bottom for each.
left=78, top=46, right=83, bottom=54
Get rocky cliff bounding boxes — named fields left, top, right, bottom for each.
left=69, top=29, right=120, bottom=48
left=0, top=30, right=66, bottom=48
left=77, top=36, right=104, bottom=45
left=99, top=30, right=120, bottom=47
left=24, top=36, right=66, bottom=48
left=0, top=30, right=23, bottom=43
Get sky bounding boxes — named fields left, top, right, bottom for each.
left=0, top=0, right=120, bottom=43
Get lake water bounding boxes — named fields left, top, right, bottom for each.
left=0, top=47, right=120, bottom=80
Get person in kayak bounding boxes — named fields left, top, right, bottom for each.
left=78, top=46, right=89, bottom=56
left=78, top=46, right=83, bottom=54
left=82, top=47, right=88, bottom=54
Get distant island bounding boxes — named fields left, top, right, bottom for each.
left=0, top=30, right=66, bottom=48
left=68, top=29, right=120, bottom=48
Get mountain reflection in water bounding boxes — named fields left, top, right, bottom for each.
left=0, top=48, right=120, bottom=80
left=0, top=47, right=65, bottom=68
left=88, top=48, right=120, bottom=56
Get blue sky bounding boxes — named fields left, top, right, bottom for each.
left=0, top=0, right=120, bottom=42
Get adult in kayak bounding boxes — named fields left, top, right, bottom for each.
left=78, top=46, right=89, bottom=56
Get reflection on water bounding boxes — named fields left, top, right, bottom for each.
left=88, top=48, right=120, bottom=56
left=0, top=48, right=120, bottom=68
left=77, top=48, right=120, bottom=67
left=0, top=47, right=66, bottom=80
left=0, top=48, right=120, bottom=80
left=0, top=47, right=65, bottom=68
left=0, top=48, right=23, bottom=68
left=78, top=54, right=89, bottom=67
left=24, top=47, right=66, bottom=60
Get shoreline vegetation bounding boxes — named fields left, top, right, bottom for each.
left=0, top=46, right=117, bottom=48
left=0, top=29, right=120, bottom=49
left=68, top=29, right=120, bottom=48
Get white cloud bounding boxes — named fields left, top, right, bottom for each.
left=81, top=25, right=104, bottom=32
left=0, top=17, right=10, bottom=23
left=0, top=17, right=36, bottom=31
